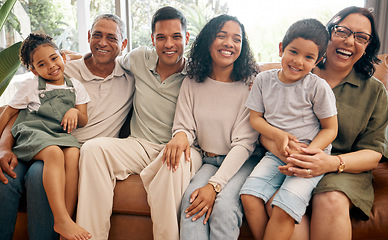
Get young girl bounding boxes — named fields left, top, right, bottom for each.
left=0, top=33, right=91, bottom=240
left=175, top=15, right=263, bottom=239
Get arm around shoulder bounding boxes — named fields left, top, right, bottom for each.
left=0, top=106, right=20, bottom=135
left=0, top=109, right=19, bottom=183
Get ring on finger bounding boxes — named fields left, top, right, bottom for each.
left=307, top=169, right=311, bottom=175
left=204, top=206, right=209, bottom=210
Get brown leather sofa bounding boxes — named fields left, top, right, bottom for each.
left=12, top=56, right=388, bottom=240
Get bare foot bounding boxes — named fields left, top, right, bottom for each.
left=54, top=218, right=92, bottom=240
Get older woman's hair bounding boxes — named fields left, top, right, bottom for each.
left=320, top=6, right=381, bottom=78
left=91, top=13, right=126, bottom=41
left=187, top=14, right=258, bottom=83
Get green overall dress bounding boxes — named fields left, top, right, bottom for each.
left=11, top=76, right=81, bottom=162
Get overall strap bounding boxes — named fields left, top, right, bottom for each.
left=64, top=76, right=74, bottom=88
left=38, top=76, right=47, bottom=90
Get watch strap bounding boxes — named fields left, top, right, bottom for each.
left=337, top=155, right=345, bottom=173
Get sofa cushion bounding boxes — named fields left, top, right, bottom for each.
left=351, top=161, right=388, bottom=239
left=112, top=174, right=150, bottom=216
left=374, top=54, right=388, bottom=89
left=110, top=162, right=388, bottom=240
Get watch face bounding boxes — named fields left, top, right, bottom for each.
left=209, top=182, right=221, bottom=193
left=338, top=164, right=345, bottom=173
left=214, top=184, right=221, bottom=192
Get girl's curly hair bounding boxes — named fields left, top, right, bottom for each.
left=20, top=32, right=59, bottom=69
left=187, top=14, right=258, bottom=83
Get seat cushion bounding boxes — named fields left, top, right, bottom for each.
left=351, top=161, right=388, bottom=239
left=112, top=174, right=150, bottom=216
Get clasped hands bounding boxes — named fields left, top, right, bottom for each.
left=267, top=132, right=328, bottom=178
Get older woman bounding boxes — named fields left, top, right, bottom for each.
left=263, top=6, right=387, bottom=240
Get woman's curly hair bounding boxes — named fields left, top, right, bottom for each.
left=20, top=32, right=59, bottom=69
left=187, top=14, right=258, bottom=83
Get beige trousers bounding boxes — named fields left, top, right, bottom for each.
left=141, top=146, right=202, bottom=240
left=76, top=136, right=202, bottom=240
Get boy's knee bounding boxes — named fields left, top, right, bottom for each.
left=240, top=194, right=252, bottom=205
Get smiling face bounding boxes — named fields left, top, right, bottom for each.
left=88, top=18, right=127, bottom=65
left=151, top=19, right=190, bottom=69
left=278, top=37, right=320, bottom=84
left=326, top=13, right=372, bottom=72
left=210, top=20, right=242, bottom=72
left=30, top=45, right=66, bottom=85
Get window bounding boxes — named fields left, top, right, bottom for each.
left=0, top=0, right=378, bottom=105
left=117, top=0, right=364, bottom=62
left=227, top=0, right=365, bottom=62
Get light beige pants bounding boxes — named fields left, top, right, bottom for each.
left=76, top=136, right=202, bottom=240
left=141, top=145, right=202, bottom=240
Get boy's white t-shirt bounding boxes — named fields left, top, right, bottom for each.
left=8, top=76, right=90, bottom=112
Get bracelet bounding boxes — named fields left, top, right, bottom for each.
left=337, top=155, right=345, bottom=173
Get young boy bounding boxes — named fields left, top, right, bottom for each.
left=240, top=19, right=338, bottom=240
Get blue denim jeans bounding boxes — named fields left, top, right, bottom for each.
left=0, top=160, right=58, bottom=240
left=180, top=154, right=261, bottom=240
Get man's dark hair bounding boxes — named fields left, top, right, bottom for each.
left=151, top=6, right=187, bottom=34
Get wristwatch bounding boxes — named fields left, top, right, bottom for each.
left=337, top=155, right=345, bottom=173
left=208, top=181, right=221, bottom=193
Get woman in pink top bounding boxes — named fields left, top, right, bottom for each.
left=173, top=15, right=263, bottom=239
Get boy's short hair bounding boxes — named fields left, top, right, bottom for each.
left=281, top=18, right=329, bottom=61
left=151, top=6, right=187, bottom=34
left=20, top=32, right=59, bottom=69
left=91, top=13, right=126, bottom=41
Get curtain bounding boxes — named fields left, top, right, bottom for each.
left=365, top=0, right=388, bottom=54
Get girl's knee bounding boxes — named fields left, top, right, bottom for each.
left=64, top=147, right=80, bottom=164
left=64, top=147, right=79, bottom=155
left=34, top=146, right=63, bottom=161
